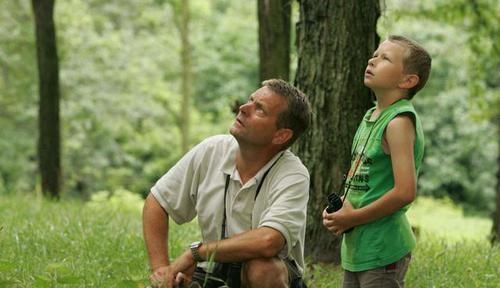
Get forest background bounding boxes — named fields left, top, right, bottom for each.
left=2, top=0, right=498, bottom=217
left=0, top=0, right=499, bottom=286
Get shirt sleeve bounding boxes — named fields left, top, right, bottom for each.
left=150, top=142, right=205, bottom=224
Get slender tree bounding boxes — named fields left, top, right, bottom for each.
left=258, top=0, right=291, bottom=82
left=32, top=0, right=61, bottom=198
left=179, top=0, right=192, bottom=153
left=294, top=0, right=380, bottom=263
left=494, top=114, right=500, bottom=243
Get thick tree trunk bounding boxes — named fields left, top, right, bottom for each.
left=180, top=0, right=191, bottom=153
left=258, top=0, right=291, bottom=82
left=294, top=0, right=380, bottom=263
left=32, top=0, right=61, bottom=199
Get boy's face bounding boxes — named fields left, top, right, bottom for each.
left=364, top=40, right=409, bottom=92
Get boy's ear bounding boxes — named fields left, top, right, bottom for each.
left=398, top=74, right=419, bottom=90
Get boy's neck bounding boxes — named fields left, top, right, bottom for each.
left=370, top=90, right=408, bottom=120
left=374, top=90, right=408, bottom=110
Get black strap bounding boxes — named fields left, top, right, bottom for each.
left=221, top=153, right=284, bottom=239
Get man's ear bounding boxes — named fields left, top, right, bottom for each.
left=272, top=128, right=293, bottom=146
left=399, top=74, right=419, bottom=90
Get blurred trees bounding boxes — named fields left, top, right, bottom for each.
left=168, top=0, right=193, bottom=153
left=0, top=0, right=497, bottom=232
left=294, top=0, right=380, bottom=263
left=0, top=0, right=257, bottom=198
left=32, top=0, right=61, bottom=198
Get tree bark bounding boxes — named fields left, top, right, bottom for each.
left=492, top=114, right=500, bottom=244
left=32, top=0, right=61, bottom=199
left=258, top=0, right=291, bottom=82
left=294, top=0, right=380, bottom=263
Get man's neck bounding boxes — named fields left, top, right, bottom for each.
left=235, top=146, right=280, bottom=184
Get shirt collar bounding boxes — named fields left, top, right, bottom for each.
left=221, top=148, right=286, bottom=187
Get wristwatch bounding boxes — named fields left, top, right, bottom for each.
left=190, top=241, right=204, bottom=262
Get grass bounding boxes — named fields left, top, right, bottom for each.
left=0, top=193, right=498, bottom=287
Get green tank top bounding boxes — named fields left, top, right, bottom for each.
left=341, top=99, right=424, bottom=272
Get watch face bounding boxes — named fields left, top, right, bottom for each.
left=190, top=241, right=203, bottom=262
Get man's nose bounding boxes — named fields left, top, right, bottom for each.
left=239, top=102, right=252, bottom=114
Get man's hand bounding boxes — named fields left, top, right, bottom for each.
left=322, top=200, right=356, bottom=236
left=149, top=251, right=196, bottom=288
left=149, top=265, right=170, bottom=287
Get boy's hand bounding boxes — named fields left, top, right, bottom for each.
left=322, top=200, right=356, bottom=236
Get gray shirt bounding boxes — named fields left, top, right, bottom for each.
left=151, top=135, right=310, bottom=273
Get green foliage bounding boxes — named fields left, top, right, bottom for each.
left=0, top=0, right=257, bottom=198
left=0, top=0, right=496, bottom=216
left=0, top=0, right=38, bottom=194
left=191, top=1, right=259, bottom=117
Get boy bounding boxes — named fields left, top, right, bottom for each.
left=322, top=35, right=432, bottom=287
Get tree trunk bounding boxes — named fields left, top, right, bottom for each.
left=32, top=0, right=61, bottom=199
left=294, top=0, right=380, bottom=263
left=258, top=0, right=291, bottom=82
left=180, top=0, right=191, bottom=153
left=492, top=114, right=500, bottom=244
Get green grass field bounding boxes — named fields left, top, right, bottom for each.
left=0, top=193, right=498, bottom=287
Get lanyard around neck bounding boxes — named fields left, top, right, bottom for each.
left=338, top=117, right=378, bottom=203
left=220, top=153, right=283, bottom=240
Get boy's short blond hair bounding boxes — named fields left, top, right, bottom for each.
left=388, top=35, right=432, bottom=99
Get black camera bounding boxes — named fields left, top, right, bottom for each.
left=326, top=193, right=343, bottom=213
left=326, top=193, right=353, bottom=233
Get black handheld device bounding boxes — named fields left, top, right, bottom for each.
left=326, top=192, right=353, bottom=233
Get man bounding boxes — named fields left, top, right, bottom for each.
left=143, top=79, right=311, bottom=288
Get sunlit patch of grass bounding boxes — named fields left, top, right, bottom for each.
left=407, top=238, right=499, bottom=288
left=407, top=197, right=492, bottom=242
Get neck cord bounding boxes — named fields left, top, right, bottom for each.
left=338, top=116, right=379, bottom=204
left=220, top=153, right=283, bottom=239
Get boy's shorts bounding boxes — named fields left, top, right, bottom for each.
left=343, top=253, right=411, bottom=288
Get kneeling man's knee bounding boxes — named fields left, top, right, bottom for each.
left=242, top=258, right=288, bottom=288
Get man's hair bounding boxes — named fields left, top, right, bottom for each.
left=388, top=35, right=432, bottom=99
left=262, top=79, right=311, bottom=149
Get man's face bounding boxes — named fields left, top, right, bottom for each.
left=230, top=86, right=287, bottom=147
left=364, top=40, right=408, bottom=91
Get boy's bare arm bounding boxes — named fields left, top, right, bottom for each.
left=324, top=115, right=417, bottom=234
left=351, top=115, right=417, bottom=224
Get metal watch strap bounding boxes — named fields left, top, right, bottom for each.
left=190, top=241, right=203, bottom=262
